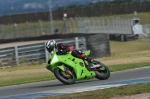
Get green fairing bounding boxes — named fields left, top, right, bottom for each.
left=84, top=50, right=90, bottom=56
left=47, top=50, right=96, bottom=80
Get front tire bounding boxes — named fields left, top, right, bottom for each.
left=95, top=62, right=110, bottom=80
left=54, top=67, right=76, bottom=85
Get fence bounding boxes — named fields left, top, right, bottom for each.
left=66, top=17, right=132, bottom=34
left=143, top=24, right=150, bottom=35
left=0, top=17, right=133, bottom=40
left=0, top=37, right=86, bottom=67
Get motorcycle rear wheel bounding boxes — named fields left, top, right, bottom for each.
left=54, top=67, right=76, bottom=85
left=95, top=62, right=110, bottom=80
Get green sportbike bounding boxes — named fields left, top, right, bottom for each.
left=46, top=50, right=110, bottom=84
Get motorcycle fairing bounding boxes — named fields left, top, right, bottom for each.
left=47, top=50, right=96, bottom=80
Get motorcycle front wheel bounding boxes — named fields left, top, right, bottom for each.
left=54, top=67, right=76, bottom=85
left=95, top=62, right=110, bottom=80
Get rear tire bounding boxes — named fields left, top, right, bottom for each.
left=95, top=62, right=110, bottom=80
left=54, top=68, right=76, bottom=85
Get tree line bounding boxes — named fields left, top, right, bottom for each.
left=57, top=0, right=150, bottom=10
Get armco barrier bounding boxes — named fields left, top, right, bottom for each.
left=0, top=37, right=86, bottom=67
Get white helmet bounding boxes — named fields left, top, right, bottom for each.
left=46, top=40, right=57, bottom=53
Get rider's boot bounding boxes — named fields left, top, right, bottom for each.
left=84, top=56, right=94, bottom=69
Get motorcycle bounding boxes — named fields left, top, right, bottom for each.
left=46, top=50, right=110, bottom=84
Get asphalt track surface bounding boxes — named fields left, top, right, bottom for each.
left=0, top=66, right=150, bottom=98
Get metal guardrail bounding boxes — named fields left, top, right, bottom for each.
left=0, top=37, right=86, bottom=67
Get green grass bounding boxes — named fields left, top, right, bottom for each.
left=109, top=62, right=150, bottom=72
left=109, top=40, right=150, bottom=55
left=41, top=83, right=150, bottom=99
left=0, top=72, right=56, bottom=86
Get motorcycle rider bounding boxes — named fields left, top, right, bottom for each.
left=45, top=39, right=94, bottom=68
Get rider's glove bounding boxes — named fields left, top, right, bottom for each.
left=57, top=49, right=64, bottom=55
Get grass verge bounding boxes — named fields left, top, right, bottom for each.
left=40, top=83, right=150, bottom=99
left=109, top=62, right=150, bottom=72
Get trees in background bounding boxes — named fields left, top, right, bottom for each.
left=57, top=0, right=150, bottom=10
